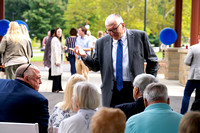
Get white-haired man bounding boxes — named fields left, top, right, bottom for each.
left=115, top=73, right=157, bottom=120
left=0, top=64, right=49, bottom=133
left=71, top=14, right=158, bottom=107
left=125, top=83, right=183, bottom=133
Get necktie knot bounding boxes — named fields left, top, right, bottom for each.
left=118, top=39, right=122, bottom=46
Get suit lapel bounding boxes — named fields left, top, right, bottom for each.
left=105, top=36, right=114, bottom=80
left=127, top=29, right=135, bottom=69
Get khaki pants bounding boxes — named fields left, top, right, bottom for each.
left=75, top=59, right=89, bottom=80
left=5, top=64, right=22, bottom=79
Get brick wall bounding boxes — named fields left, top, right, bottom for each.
left=164, top=48, right=180, bottom=80
left=178, top=49, right=189, bottom=86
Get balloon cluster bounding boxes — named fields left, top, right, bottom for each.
left=159, top=28, right=177, bottom=45
left=0, top=19, right=28, bottom=36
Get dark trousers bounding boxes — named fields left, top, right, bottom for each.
left=181, top=80, right=200, bottom=114
left=68, top=54, right=76, bottom=75
left=110, top=81, right=135, bottom=107
left=48, top=68, right=53, bottom=80
left=52, top=75, right=63, bottom=92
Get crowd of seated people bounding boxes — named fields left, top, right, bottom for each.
left=0, top=67, right=200, bottom=133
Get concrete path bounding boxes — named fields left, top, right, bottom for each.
left=37, top=63, right=195, bottom=114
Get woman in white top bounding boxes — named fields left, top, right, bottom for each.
left=58, top=81, right=100, bottom=133
left=51, top=27, right=64, bottom=93
left=48, top=74, right=86, bottom=133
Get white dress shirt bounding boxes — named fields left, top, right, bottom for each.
left=112, top=31, right=131, bottom=81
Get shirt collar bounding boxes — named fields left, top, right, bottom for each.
left=145, top=103, right=172, bottom=111
left=113, top=31, right=127, bottom=45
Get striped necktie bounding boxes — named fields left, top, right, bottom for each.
left=116, top=39, right=123, bottom=91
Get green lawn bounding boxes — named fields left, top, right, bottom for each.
left=156, top=52, right=163, bottom=59
left=30, top=55, right=44, bottom=62
left=31, top=50, right=163, bottom=62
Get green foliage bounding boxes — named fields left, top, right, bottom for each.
left=63, top=0, right=180, bottom=45
left=182, top=0, right=191, bottom=44
left=23, top=0, right=66, bottom=40
left=5, top=0, right=30, bottom=21
left=156, top=52, right=163, bottom=59
left=31, top=37, right=40, bottom=48
left=148, top=33, right=160, bottom=47
left=4, top=0, right=191, bottom=45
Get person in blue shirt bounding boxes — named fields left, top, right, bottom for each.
left=75, top=26, right=93, bottom=80
left=125, top=83, right=183, bottom=133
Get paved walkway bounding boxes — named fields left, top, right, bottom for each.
left=36, top=63, right=195, bottom=114
left=38, top=63, right=193, bottom=96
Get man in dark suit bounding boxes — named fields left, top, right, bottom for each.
left=115, top=73, right=157, bottom=120
left=71, top=14, right=158, bottom=107
left=0, top=64, right=49, bottom=133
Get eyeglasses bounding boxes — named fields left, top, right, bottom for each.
left=22, top=63, right=32, bottom=78
left=105, top=23, right=121, bottom=34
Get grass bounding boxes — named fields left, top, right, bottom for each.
left=31, top=55, right=44, bottom=62
left=31, top=48, right=163, bottom=62
left=156, top=52, right=163, bottom=60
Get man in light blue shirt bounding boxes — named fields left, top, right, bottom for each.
left=125, top=83, right=183, bottom=133
left=75, top=26, right=93, bottom=80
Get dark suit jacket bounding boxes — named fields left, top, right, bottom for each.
left=115, top=97, right=145, bottom=120
left=0, top=79, right=49, bottom=133
left=83, top=29, right=158, bottom=107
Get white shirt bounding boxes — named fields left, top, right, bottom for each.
left=112, top=31, right=131, bottom=81
left=58, top=109, right=95, bottom=133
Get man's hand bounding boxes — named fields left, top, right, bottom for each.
left=69, top=46, right=87, bottom=58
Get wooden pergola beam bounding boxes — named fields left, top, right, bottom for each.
left=190, top=0, right=200, bottom=45
left=0, top=0, right=4, bottom=42
left=174, top=0, right=183, bottom=47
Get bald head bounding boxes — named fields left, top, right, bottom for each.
left=15, top=64, right=39, bottom=78
left=15, top=64, right=42, bottom=91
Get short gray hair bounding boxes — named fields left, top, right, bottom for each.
left=143, top=83, right=168, bottom=103
left=133, top=73, right=157, bottom=95
left=105, top=14, right=124, bottom=26
left=73, top=81, right=100, bottom=110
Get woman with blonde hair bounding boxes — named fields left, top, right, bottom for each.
left=59, top=81, right=100, bottom=133
left=19, top=24, right=33, bottom=57
left=48, top=74, right=86, bottom=133
left=0, top=22, right=31, bottom=79
left=179, top=111, right=200, bottom=133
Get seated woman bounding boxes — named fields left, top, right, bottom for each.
left=91, top=107, right=126, bottom=133
left=179, top=111, right=200, bottom=133
left=58, top=81, right=100, bottom=133
left=48, top=74, right=86, bottom=133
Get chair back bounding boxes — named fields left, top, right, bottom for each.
left=0, top=122, right=39, bottom=133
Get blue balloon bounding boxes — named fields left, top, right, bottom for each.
left=159, top=28, right=177, bottom=45
left=0, top=19, right=10, bottom=36
left=15, top=20, right=29, bottom=31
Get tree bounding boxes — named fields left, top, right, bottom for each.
left=147, top=0, right=175, bottom=46
left=182, top=0, right=191, bottom=44
left=23, top=0, right=66, bottom=43
left=5, top=0, right=30, bottom=21
left=64, top=0, right=101, bottom=37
